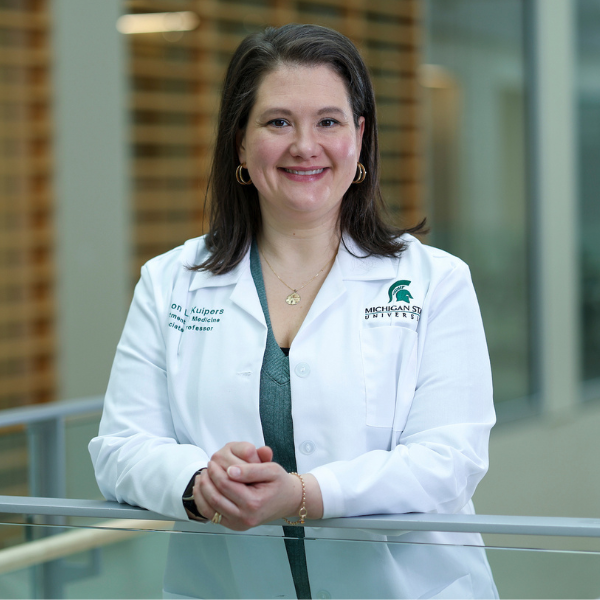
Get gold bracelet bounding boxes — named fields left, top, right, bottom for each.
left=283, top=472, right=308, bottom=525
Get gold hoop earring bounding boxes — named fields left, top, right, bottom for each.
left=352, top=162, right=366, bottom=184
left=236, top=164, right=252, bottom=185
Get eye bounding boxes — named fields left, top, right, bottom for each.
left=319, top=118, right=339, bottom=128
left=267, top=118, right=289, bottom=128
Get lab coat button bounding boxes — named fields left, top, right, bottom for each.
left=316, top=591, right=331, bottom=599
left=294, top=362, right=310, bottom=378
left=299, top=440, right=315, bottom=455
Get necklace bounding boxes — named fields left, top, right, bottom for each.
left=260, top=250, right=333, bottom=305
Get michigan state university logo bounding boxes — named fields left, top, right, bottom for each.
left=388, top=280, right=413, bottom=304
left=364, top=279, right=420, bottom=320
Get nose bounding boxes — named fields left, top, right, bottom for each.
left=289, top=125, right=320, bottom=159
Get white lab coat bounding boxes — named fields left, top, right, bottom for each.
left=89, top=234, right=498, bottom=599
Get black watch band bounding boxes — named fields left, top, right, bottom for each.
left=182, top=468, right=206, bottom=518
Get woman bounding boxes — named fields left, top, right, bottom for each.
left=90, top=24, right=497, bottom=599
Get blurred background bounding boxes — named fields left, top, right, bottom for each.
left=0, top=0, right=599, bottom=596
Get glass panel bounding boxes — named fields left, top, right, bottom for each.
left=1, top=521, right=600, bottom=599
left=486, top=546, right=600, bottom=599
left=64, top=413, right=103, bottom=500
left=423, top=0, right=531, bottom=410
left=577, top=0, right=600, bottom=394
left=0, top=412, right=102, bottom=502
left=0, top=427, right=28, bottom=497
left=0, top=522, right=170, bottom=599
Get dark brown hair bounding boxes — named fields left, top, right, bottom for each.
left=194, top=23, right=424, bottom=274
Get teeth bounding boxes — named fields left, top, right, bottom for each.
left=284, top=168, right=324, bottom=175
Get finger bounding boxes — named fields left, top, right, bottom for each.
left=209, top=460, right=290, bottom=516
left=194, top=471, right=256, bottom=532
left=228, top=441, right=262, bottom=463
left=226, top=461, right=283, bottom=484
left=257, top=446, right=273, bottom=463
left=207, top=460, right=255, bottom=504
left=206, top=464, right=301, bottom=530
left=192, top=471, right=216, bottom=518
left=209, top=451, right=245, bottom=472
left=206, top=462, right=263, bottom=509
left=199, top=464, right=242, bottom=517
left=194, top=468, right=240, bottom=519
left=210, top=442, right=260, bottom=471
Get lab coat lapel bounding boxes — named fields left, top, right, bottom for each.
left=186, top=236, right=399, bottom=337
left=188, top=248, right=266, bottom=328
left=229, top=261, right=266, bottom=327
left=296, top=238, right=397, bottom=339
left=296, top=257, right=346, bottom=340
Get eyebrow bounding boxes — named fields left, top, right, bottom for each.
left=317, top=107, right=348, bottom=117
left=258, top=106, right=349, bottom=119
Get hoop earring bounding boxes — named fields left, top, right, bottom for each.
left=352, top=162, right=366, bottom=184
left=236, top=164, right=252, bottom=185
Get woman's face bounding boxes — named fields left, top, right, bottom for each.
left=238, top=64, right=364, bottom=227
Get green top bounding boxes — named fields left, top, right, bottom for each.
left=250, top=240, right=312, bottom=600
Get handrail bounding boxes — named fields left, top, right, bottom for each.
left=0, top=396, right=103, bottom=428
left=2, top=496, right=600, bottom=538
left=1, top=399, right=600, bottom=539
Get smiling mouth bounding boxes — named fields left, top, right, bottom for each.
left=282, top=168, right=325, bottom=175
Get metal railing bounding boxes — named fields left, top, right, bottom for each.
left=3, top=398, right=600, bottom=598
left=0, top=396, right=104, bottom=501
left=0, top=397, right=104, bottom=598
left=2, top=496, right=600, bottom=598
left=2, top=496, right=600, bottom=538
left=2, top=397, right=600, bottom=541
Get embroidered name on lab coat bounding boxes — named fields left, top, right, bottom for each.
left=168, top=303, right=225, bottom=332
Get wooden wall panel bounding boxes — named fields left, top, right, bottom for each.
left=0, top=0, right=51, bottom=542
left=125, top=0, right=423, bottom=279
left=0, top=0, right=54, bottom=414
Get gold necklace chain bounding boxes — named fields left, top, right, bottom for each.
left=260, top=250, right=333, bottom=305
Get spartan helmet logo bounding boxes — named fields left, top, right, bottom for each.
left=388, top=280, right=413, bottom=303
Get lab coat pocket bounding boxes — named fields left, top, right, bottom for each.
left=360, top=325, right=418, bottom=428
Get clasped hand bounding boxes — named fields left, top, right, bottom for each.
left=191, top=442, right=306, bottom=531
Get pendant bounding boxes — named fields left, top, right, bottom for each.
left=286, top=292, right=301, bottom=305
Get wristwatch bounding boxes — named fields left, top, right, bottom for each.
left=182, top=468, right=206, bottom=518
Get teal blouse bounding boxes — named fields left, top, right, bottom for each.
left=250, top=241, right=312, bottom=600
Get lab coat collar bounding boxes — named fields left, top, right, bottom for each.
left=187, top=247, right=250, bottom=291
left=187, top=234, right=402, bottom=292
left=335, top=235, right=400, bottom=282
left=184, top=235, right=401, bottom=336
left=289, top=237, right=401, bottom=341
left=187, top=245, right=265, bottom=326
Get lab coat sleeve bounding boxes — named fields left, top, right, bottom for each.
left=310, top=260, right=495, bottom=519
left=88, top=262, right=208, bottom=520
